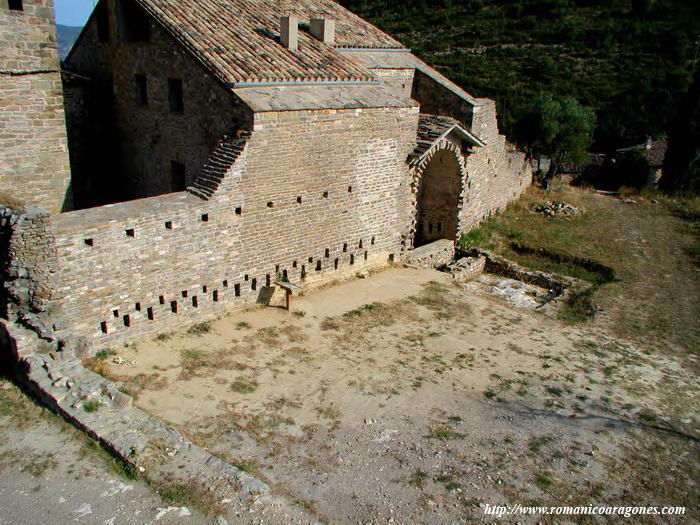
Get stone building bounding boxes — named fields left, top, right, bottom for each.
left=1, top=0, right=530, bottom=346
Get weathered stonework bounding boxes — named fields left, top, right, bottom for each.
left=0, top=0, right=72, bottom=212
left=1, top=0, right=531, bottom=348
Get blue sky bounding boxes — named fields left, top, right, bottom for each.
left=55, top=0, right=96, bottom=27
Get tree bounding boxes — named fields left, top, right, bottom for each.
left=513, top=95, right=596, bottom=182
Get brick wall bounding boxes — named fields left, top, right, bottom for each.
left=29, top=105, right=418, bottom=344
left=65, top=0, right=252, bottom=205
left=0, top=0, right=72, bottom=213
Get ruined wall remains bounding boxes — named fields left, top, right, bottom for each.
left=0, top=0, right=72, bottom=212
left=460, top=99, right=531, bottom=230
left=65, top=0, right=252, bottom=205
left=411, top=69, right=474, bottom=129
left=370, top=68, right=414, bottom=99
left=36, top=105, right=418, bottom=344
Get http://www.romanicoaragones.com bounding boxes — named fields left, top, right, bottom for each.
left=483, top=504, right=687, bottom=519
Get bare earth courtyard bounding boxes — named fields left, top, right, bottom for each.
left=92, top=266, right=698, bottom=524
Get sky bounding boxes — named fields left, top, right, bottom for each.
left=54, top=0, right=96, bottom=27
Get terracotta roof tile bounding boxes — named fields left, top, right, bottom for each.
left=134, top=0, right=405, bottom=85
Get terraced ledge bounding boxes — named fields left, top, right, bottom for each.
left=0, top=321, right=310, bottom=518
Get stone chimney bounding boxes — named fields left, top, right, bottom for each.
left=280, top=15, right=298, bottom=51
left=310, top=17, right=335, bottom=45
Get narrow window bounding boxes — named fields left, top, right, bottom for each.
left=301, top=265, right=306, bottom=279
left=316, top=260, right=321, bottom=272
left=325, top=248, right=330, bottom=258
left=202, top=285, right=207, bottom=293
left=350, top=254, right=355, bottom=265
left=265, top=274, right=271, bottom=287
left=213, top=290, right=219, bottom=302
left=364, top=251, right=368, bottom=261
left=292, top=261, right=298, bottom=268
left=168, top=78, right=184, bottom=113
left=296, top=196, right=302, bottom=204
left=223, top=280, right=229, bottom=288
left=308, top=256, right=313, bottom=263
left=275, top=264, right=280, bottom=274
left=359, top=239, right=363, bottom=249
left=343, top=243, right=347, bottom=253
left=371, top=236, right=375, bottom=245
left=100, top=321, right=109, bottom=334
left=159, top=295, right=165, bottom=304
left=192, top=296, right=198, bottom=307
left=181, top=290, right=188, bottom=298
left=96, top=1, right=110, bottom=41
left=147, top=307, right=155, bottom=320
left=135, top=302, right=141, bottom=311
left=282, top=269, right=288, bottom=281
left=134, top=74, right=148, bottom=106
left=123, top=314, right=131, bottom=327
left=334, top=258, right=339, bottom=269
left=244, top=274, right=249, bottom=281
left=234, top=283, right=241, bottom=297
left=8, top=0, right=23, bottom=11
left=113, top=309, right=119, bottom=318
left=251, top=278, right=257, bottom=291
left=166, top=160, right=187, bottom=192
left=389, top=253, right=395, bottom=262
left=171, top=300, right=178, bottom=313
left=348, top=186, right=352, bottom=192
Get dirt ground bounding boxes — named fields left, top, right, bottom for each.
left=97, top=266, right=699, bottom=524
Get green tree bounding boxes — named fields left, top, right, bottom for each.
left=514, top=95, right=596, bottom=181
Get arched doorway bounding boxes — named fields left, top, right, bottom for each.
left=413, top=148, right=463, bottom=247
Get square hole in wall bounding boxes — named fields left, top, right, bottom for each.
left=244, top=274, right=249, bottom=281
left=292, top=261, right=297, bottom=268
left=123, top=314, right=131, bottom=327
left=308, top=256, right=313, bottom=263
left=235, top=207, right=242, bottom=215
left=135, top=302, right=141, bottom=311
left=389, top=253, right=395, bottom=262
left=181, top=290, right=188, bottom=298
left=159, top=295, right=165, bottom=304
left=223, top=280, right=229, bottom=288
left=202, top=285, right=208, bottom=293
left=322, top=191, right=329, bottom=198
left=112, top=309, right=119, bottom=318
left=125, top=229, right=135, bottom=237
left=147, top=307, right=155, bottom=320
left=84, top=238, right=94, bottom=247
left=234, top=283, right=241, bottom=297
left=165, top=221, right=173, bottom=229
left=315, top=261, right=321, bottom=272
left=296, top=196, right=302, bottom=204
left=171, top=300, right=178, bottom=313
left=348, top=186, right=352, bottom=192
left=201, top=214, right=209, bottom=222
left=267, top=202, right=274, bottom=208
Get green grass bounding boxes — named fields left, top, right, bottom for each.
left=230, top=377, right=258, bottom=394
left=186, top=322, right=211, bottom=336
left=235, top=321, right=251, bottom=330
left=427, top=423, right=464, bottom=440
left=408, top=469, right=429, bottom=488
left=83, top=400, right=101, bottom=413
left=95, top=348, right=117, bottom=360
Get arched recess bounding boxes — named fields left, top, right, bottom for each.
left=411, top=141, right=467, bottom=248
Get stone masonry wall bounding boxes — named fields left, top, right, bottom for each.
left=30, top=105, right=418, bottom=344
left=370, top=68, right=414, bottom=99
left=460, top=99, right=532, bottom=231
left=0, top=0, right=72, bottom=213
left=65, top=0, right=253, bottom=205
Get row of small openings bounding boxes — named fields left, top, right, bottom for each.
left=133, top=75, right=182, bottom=112
left=99, top=241, right=383, bottom=334
left=83, top=213, right=210, bottom=245
left=267, top=187, right=354, bottom=208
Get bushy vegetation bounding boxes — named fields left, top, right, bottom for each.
left=340, top=0, right=699, bottom=150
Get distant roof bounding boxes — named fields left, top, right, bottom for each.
left=410, top=114, right=485, bottom=163
left=133, top=0, right=406, bottom=85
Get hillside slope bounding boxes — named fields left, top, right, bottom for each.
left=339, top=0, right=700, bottom=149
left=57, top=24, right=82, bottom=60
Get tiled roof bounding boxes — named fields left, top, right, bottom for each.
left=410, top=114, right=485, bottom=162
left=134, top=0, right=406, bottom=85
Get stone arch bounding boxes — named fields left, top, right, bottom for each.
left=409, top=140, right=467, bottom=248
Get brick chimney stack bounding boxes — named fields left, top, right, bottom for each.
left=280, top=15, right=298, bottom=51
left=310, top=17, right=335, bottom=45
